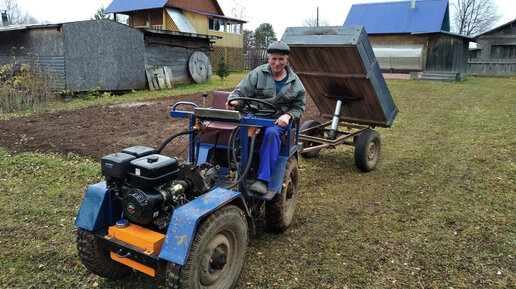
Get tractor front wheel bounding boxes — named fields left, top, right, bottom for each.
left=76, top=227, right=132, bottom=280
left=166, top=205, right=248, bottom=289
left=266, top=157, right=299, bottom=232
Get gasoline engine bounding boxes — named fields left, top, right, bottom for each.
left=100, top=145, right=219, bottom=230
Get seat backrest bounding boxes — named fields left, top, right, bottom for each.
left=212, top=91, right=231, bottom=109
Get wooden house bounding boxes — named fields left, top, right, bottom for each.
left=345, top=0, right=473, bottom=81
left=104, top=0, right=246, bottom=71
left=469, top=19, right=516, bottom=76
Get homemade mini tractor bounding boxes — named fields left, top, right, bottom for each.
left=75, top=26, right=397, bottom=289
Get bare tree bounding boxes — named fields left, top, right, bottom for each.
left=228, top=0, right=246, bottom=20
left=243, top=29, right=255, bottom=52
left=452, top=0, right=501, bottom=36
left=0, top=0, right=37, bottom=25
left=1, top=0, right=20, bottom=24
left=302, top=17, right=329, bottom=27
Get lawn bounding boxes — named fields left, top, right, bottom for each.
left=0, top=76, right=514, bottom=288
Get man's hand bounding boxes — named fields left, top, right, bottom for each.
left=225, top=100, right=237, bottom=110
left=274, top=114, right=291, bottom=127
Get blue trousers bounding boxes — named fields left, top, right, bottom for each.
left=257, top=125, right=287, bottom=182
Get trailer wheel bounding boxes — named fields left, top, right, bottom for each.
left=354, top=129, right=381, bottom=172
left=300, top=120, right=323, bottom=158
left=166, top=205, right=248, bottom=289
left=76, top=227, right=132, bottom=280
left=266, top=157, right=299, bottom=232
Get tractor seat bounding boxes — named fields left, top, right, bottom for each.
left=199, top=91, right=237, bottom=145
left=199, top=91, right=295, bottom=149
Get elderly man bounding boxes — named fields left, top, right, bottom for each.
left=226, top=41, right=306, bottom=194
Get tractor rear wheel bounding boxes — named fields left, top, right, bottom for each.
left=76, top=227, right=132, bottom=280
left=166, top=205, right=248, bottom=289
left=266, top=157, right=299, bottom=232
left=354, top=129, right=381, bottom=172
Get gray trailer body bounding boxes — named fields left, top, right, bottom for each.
left=281, top=26, right=398, bottom=128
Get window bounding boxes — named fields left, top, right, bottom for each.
left=209, top=18, right=225, bottom=32
left=227, top=22, right=241, bottom=34
left=469, top=49, right=481, bottom=60
left=490, top=45, right=516, bottom=59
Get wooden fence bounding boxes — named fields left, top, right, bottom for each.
left=468, top=59, right=516, bottom=76
left=243, top=48, right=268, bottom=70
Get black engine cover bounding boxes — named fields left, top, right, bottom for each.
left=128, top=154, right=179, bottom=188
left=101, top=152, right=136, bottom=179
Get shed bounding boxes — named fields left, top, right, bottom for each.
left=345, top=0, right=473, bottom=81
left=0, top=19, right=218, bottom=91
left=468, top=19, right=516, bottom=76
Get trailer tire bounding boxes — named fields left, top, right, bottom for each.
left=354, top=129, right=381, bottom=172
left=76, top=227, right=132, bottom=280
left=166, top=205, right=248, bottom=289
left=266, top=157, right=299, bottom=233
left=300, top=120, right=323, bottom=158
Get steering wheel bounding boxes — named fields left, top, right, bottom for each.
left=229, top=97, right=277, bottom=117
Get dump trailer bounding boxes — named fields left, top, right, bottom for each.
left=282, top=25, right=398, bottom=171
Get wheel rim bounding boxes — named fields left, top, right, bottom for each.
left=367, top=139, right=379, bottom=163
left=199, top=230, right=236, bottom=287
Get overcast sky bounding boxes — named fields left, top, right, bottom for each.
left=12, top=0, right=516, bottom=37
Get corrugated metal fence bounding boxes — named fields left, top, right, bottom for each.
left=468, top=59, right=516, bottom=76
left=0, top=55, right=66, bottom=90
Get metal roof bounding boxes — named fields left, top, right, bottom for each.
left=104, top=0, right=167, bottom=14
left=180, top=7, right=246, bottom=23
left=140, top=27, right=221, bottom=40
left=103, top=0, right=245, bottom=23
left=344, top=0, right=450, bottom=34
left=474, top=18, right=516, bottom=38
left=0, top=23, right=61, bottom=32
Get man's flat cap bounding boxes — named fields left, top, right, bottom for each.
left=267, top=41, right=290, bottom=55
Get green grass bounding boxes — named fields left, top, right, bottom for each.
left=1, top=77, right=515, bottom=288
left=0, top=71, right=248, bottom=120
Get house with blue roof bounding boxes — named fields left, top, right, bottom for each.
left=104, top=0, right=246, bottom=72
left=345, top=0, right=472, bottom=81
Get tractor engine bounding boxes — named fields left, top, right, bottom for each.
left=100, top=146, right=219, bottom=229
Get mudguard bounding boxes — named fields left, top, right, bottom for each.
left=158, top=187, right=243, bottom=265
left=74, top=182, right=122, bottom=231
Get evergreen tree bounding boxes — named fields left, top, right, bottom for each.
left=254, top=23, right=277, bottom=49
left=216, top=57, right=230, bottom=80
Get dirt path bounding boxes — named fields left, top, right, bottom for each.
left=0, top=91, right=321, bottom=161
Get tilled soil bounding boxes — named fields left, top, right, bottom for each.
left=0, top=91, right=321, bottom=161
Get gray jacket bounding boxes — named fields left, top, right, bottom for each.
left=228, top=64, right=306, bottom=120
